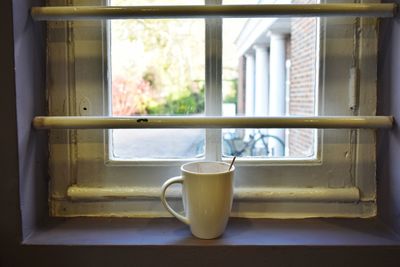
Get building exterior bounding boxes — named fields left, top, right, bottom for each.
left=233, top=0, right=316, bottom=157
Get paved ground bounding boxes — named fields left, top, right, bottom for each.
left=112, top=129, right=204, bottom=159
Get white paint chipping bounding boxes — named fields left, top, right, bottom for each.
left=67, top=185, right=360, bottom=203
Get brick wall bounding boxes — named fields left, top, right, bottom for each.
left=288, top=0, right=317, bottom=157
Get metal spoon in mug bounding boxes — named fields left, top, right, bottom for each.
left=228, top=156, right=236, bottom=171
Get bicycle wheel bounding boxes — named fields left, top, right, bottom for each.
left=250, top=136, right=270, bottom=157
left=250, top=135, right=285, bottom=157
left=223, top=139, right=235, bottom=156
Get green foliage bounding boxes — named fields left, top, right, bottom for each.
left=111, top=2, right=206, bottom=116
left=223, top=79, right=238, bottom=104
left=113, top=17, right=205, bottom=98
left=147, top=86, right=205, bottom=115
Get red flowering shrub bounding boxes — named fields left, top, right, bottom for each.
left=112, top=75, right=154, bottom=115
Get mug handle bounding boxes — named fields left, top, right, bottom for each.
left=161, top=176, right=189, bottom=225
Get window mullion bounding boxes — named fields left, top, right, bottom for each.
left=205, top=0, right=223, bottom=160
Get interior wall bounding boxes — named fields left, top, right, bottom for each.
left=12, top=0, right=48, bottom=239
left=6, top=0, right=400, bottom=239
left=377, top=0, right=400, bottom=235
left=1, top=0, right=400, bottom=265
left=0, top=0, right=22, bottom=255
left=1, top=2, right=47, bottom=265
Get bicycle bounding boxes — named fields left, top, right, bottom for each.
left=223, top=129, right=285, bottom=157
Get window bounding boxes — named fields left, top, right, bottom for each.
left=110, top=0, right=206, bottom=160
left=47, top=0, right=378, bottom=218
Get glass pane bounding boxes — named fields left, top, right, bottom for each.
left=111, top=129, right=205, bottom=159
left=110, top=0, right=205, bottom=159
left=222, top=0, right=318, bottom=159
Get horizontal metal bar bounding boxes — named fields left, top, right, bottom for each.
left=32, top=116, right=393, bottom=129
left=31, top=4, right=397, bottom=20
left=66, top=185, right=360, bottom=203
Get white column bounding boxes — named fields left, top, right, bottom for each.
left=253, top=44, right=269, bottom=116
left=243, top=53, right=256, bottom=141
left=268, top=32, right=287, bottom=156
left=244, top=53, right=255, bottom=116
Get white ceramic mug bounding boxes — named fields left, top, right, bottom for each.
left=161, top=161, right=235, bottom=239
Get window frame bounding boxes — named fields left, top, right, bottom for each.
left=47, top=0, right=378, bottom=218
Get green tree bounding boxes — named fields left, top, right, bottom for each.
left=111, top=3, right=205, bottom=115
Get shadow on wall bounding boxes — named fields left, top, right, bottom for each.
left=377, top=9, right=400, bottom=235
